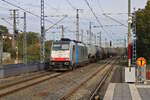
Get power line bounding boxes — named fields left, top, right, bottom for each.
left=103, top=14, right=128, bottom=28
left=24, top=4, right=40, bottom=8
left=94, top=24, right=126, bottom=27
left=96, top=0, right=128, bottom=43
left=45, top=3, right=59, bottom=12
left=1, top=0, right=53, bottom=24
left=95, top=0, right=127, bottom=41
left=1, top=18, right=12, bottom=26
left=84, top=0, right=103, bottom=27
left=102, top=13, right=128, bottom=15
left=45, top=15, right=68, bottom=33
left=0, top=18, right=23, bottom=32
left=1, top=0, right=69, bottom=31
left=97, top=0, right=104, bottom=12
left=84, top=0, right=114, bottom=41
left=66, top=0, right=76, bottom=10
left=0, top=5, right=10, bottom=10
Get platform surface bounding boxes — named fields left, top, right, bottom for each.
left=104, top=83, right=150, bottom=100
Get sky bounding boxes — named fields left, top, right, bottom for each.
left=0, top=0, right=148, bottom=47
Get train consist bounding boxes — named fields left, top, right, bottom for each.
left=50, top=38, right=115, bottom=70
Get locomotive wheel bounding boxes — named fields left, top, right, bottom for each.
left=72, top=64, right=77, bottom=70
left=69, top=65, right=74, bottom=70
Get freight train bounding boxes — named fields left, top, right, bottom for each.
left=49, top=38, right=113, bottom=70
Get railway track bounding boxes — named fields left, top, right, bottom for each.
left=59, top=59, right=115, bottom=100
left=0, top=59, right=112, bottom=98
left=0, top=71, right=63, bottom=97
left=0, top=60, right=101, bottom=97
left=0, top=71, right=51, bottom=89
left=89, top=61, right=115, bottom=100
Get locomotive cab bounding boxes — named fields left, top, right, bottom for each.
left=50, top=40, right=73, bottom=69
left=50, top=38, right=88, bottom=70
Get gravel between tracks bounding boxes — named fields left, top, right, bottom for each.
left=0, top=60, right=108, bottom=100
left=65, top=61, right=114, bottom=100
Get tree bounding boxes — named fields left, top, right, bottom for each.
left=0, top=25, right=8, bottom=34
left=0, top=25, right=13, bottom=56
left=136, top=1, right=150, bottom=63
left=18, top=32, right=40, bottom=62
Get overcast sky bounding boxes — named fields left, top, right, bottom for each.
left=0, top=0, right=147, bottom=47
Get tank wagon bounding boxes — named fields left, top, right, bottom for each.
left=86, top=44, right=97, bottom=62
left=96, top=46, right=105, bottom=60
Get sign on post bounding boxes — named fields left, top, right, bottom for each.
left=137, top=57, right=146, bottom=67
left=136, top=57, right=146, bottom=82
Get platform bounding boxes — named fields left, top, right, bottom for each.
left=104, top=83, right=150, bottom=100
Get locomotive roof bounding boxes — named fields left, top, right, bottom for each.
left=53, top=40, right=70, bottom=44
left=56, top=38, right=86, bottom=44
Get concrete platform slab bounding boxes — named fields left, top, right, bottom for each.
left=104, top=83, right=150, bottom=100
left=138, top=88, right=150, bottom=100
left=113, top=83, right=132, bottom=100
left=103, top=83, right=115, bottom=100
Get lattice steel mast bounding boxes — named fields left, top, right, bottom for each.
left=23, top=12, right=27, bottom=64
left=40, top=0, right=45, bottom=63
left=132, top=9, right=137, bottom=67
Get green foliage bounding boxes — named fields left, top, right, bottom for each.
left=136, top=1, right=150, bottom=63
left=3, top=37, right=12, bottom=52
left=27, top=43, right=40, bottom=62
left=3, top=30, right=52, bottom=63
left=0, top=25, right=8, bottom=34
left=45, top=40, right=52, bottom=60
left=18, top=32, right=52, bottom=63
left=18, top=32, right=40, bottom=62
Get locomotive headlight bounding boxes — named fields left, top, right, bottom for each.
left=64, top=62, right=69, bottom=65
left=51, top=62, right=55, bottom=65
left=65, top=58, right=70, bottom=61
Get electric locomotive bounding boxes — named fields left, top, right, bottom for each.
left=50, top=38, right=88, bottom=70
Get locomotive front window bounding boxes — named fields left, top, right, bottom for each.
left=62, top=44, right=69, bottom=50
left=53, top=43, right=69, bottom=50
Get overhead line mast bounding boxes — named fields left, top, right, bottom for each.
left=76, top=9, right=79, bottom=41
left=132, top=8, right=137, bottom=67
left=40, top=0, right=45, bottom=63
left=128, top=0, right=132, bottom=68
left=10, top=9, right=19, bottom=64
left=23, top=12, right=27, bottom=64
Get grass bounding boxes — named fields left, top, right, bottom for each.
left=119, top=57, right=128, bottom=67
